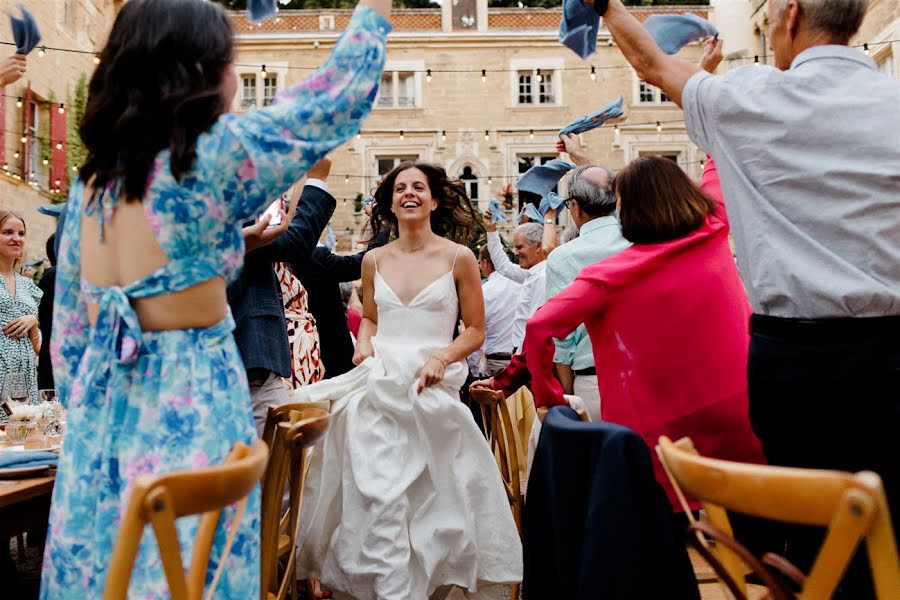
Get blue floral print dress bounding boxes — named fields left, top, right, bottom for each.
left=39, top=8, right=389, bottom=599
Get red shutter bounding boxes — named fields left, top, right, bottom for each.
left=50, top=103, right=67, bottom=195
left=0, top=94, right=5, bottom=167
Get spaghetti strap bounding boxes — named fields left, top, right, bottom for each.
left=451, top=245, right=464, bottom=270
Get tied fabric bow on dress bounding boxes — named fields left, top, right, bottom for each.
left=488, top=198, right=509, bottom=224
left=643, top=14, right=719, bottom=54
left=516, top=159, right=575, bottom=198
left=559, top=0, right=600, bottom=60
left=10, top=3, right=41, bottom=55
left=248, top=0, right=278, bottom=23
left=558, top=96, right=625, bottom=137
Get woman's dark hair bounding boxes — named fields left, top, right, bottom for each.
left=45, top=234, right=56, bottom=266
left=613, top=156, right=717, bottom=244
left=79, top=0, right=234, bottom=201
left=367, top=162, right=478, bottom=245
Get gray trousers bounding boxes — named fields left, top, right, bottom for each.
left=249, top=371, right=289, bottom=438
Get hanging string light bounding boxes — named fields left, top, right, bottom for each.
left=529, top=129, right=534, bottom=140
left=93, top=54, right=100, bottom=65
left=356, top=132, right=361, bottom=140
left=56, top=142, right=63, bottom=150
left=590, top=66, right=596, bottom=81
left=488, top=176, right=493, bottom=185
left=754, top=55, right=760, bottom=65
left=426, top=69, right=432, bottom=83
left=863, top=43, right=869, bottom=55
left=344, top=175, right=350, bottom=183
left=42, top=158, right=48, bottom=166
left=536, top=68, right=543, bottom=83
left=260, top=64, right=268, bottom=78
left=58, top=104, right=65, bottom=115
left=656, top=121, right=662, bottom=132
left=399, top=130, right=404, bottom=141
left=38, top=46, right=45, bottom=58
left=484, top=130, right=490, bottom=141
left=15, top=97, right=22, bottom=109
left=441, top=130, right=447, bottom=142
left=481, top=69, right=487, bottom=83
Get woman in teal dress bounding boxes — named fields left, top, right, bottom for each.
left=39, top=0, right=392, bottom=597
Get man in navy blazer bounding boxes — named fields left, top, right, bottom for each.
left=227, top=158, right=334, bottom=436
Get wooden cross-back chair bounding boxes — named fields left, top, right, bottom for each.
left=103, top=439, right=269, bottom=600
left=260, top=403, right=329, bottom=600
left=469, top=387, right=523, bottom=599
left=656, top=436, right=900, bottom=600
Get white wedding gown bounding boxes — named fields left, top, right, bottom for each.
left=295, top=265, right=523, bottom=600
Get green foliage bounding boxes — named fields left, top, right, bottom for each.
left=66, top=74, right=89, bottom=189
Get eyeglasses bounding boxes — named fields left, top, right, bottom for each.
left=563, top=197, right=577, bottom=209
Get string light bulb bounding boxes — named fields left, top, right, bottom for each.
left=93, top=54, right=100, bottom=65
left=488, top=176, right=493, bottom=185
left=345, top=175, right=350, bottom=183
left=656, top=121, right=662, bottom=132
left=261, top=64, right=267, bottom=78
left=484, top=130, right=490, bottom=141
left=356, top=132, right=361, bottom=140
left=72, top=165, right=79, bottom=172
left=426, top=69, right=432, bottom=83
left=38, top=46, right=45, bottom=58
left=399, top=130, right=404, bottom=141
left=56, top=142, right=63, bottom=150
left=58, top=104, right=65, bottom=115
left=14, top=151, right=19, bottom=159
left=15, top=97, right=22, bottom=109
left=20, top=135, right=27, bottom=144
left=481, top=69, right=486, bottom=83
left=529, top=129, right=534, bottom=140
left=441, top=130, right=446, bottom=142
left=754, top=55, right=760, bottom=65
left=590, top=66, right=596, bottom=81
left=863, top=43, right=869, bottom=55
left=536, top=68, right=543, bottom=83
left=1, top=164, right=6, bottom=171
left=43, top=158, right=49, bottom=166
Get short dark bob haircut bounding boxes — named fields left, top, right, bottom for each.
left=79, top=0, right=234, bottom=201
left=613, top=156, right=718, bottom=244
left=366, top=162, right=478, bottom=245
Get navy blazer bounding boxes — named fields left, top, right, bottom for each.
left=227, top=185, right=335, bottom=376
left=291, top=230, right=388, bottom=379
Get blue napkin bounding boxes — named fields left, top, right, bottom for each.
left=10, top=3, right=41, bottom=56
left=516, top=159, right=575, bottom=199
left=518, top=203, right=544, bottom=224
left=488, top=198, right=508, bottom=224
left=248, top=0, right=278, bottom=23
left=325, top=226, right=336, bottom=250
left=559, top=0, right=600, bottom=60
left=558, top=96, right=625, bottom=137
left=643, top=14, right=718, bottom=55
left=539, top=192, right=567, bottom=216
left=0, top=450, right=57, bottom=469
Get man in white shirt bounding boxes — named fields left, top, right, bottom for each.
left=482, top=217, right=548, bottom=354
left=475, top=245, right=522, bottom=376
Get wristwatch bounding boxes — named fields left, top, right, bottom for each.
left=544, top=218, right=555, bottom=224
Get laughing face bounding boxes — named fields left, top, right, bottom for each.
left=0, top=216, right=26, bottom=262
left=391, top=167, right=437, bottom=223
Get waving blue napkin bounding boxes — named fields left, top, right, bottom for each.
left=488, top=198, right=509, bottom=224
left=538, top=192, right=567, bottom=216
left=248, top=0, right=278, bottom=23
left=516, top=159, right=575, bottom=199
left=559, top=0, right=600, bottom=60
left=324, top=226, right=336, bottom=250
left=0, top=450, right=57, bottom=469
left=559, top=96, right=625, bottom=137
left=644, top=14, right=718, bottom=55
left=517, top=203, right=545, bottom=224
left=10, top=3, right=41, bottom=56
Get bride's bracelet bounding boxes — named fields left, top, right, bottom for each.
left=430, top=355, right=448, bottom=368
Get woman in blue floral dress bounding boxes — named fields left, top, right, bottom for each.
left=39, top=0, right=391, bottom=597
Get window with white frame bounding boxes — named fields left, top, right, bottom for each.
left=460, top=165, right=479, bottom=201
left=634, top=74, right=672, bottom=106
left=516, top=70, right=556, bottom=105
left=319, top=14, right=335, bottom=31
left=241, top=75, right=257, bottom=109
left=376, top=71, right=418, bottom=109
left=877, top=52, right=894, bottom=78
left=377, top=155, right=418, bottom=177
left=262, top=76, right=278, bottom=106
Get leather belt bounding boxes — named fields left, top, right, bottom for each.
left=486, top=353, right=512, bottom=361
left=574, top=367, right=596, bottom=376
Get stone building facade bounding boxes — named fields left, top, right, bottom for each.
left=0, top=0, right=123, bottom=261
left=231, top=3, right=711, bottom=249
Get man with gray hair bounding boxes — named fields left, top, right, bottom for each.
left=594, top=0, right=900, bottom=592
left=483, top=213, right=549, bottom=354
left=545, top=135, right=631, bottom=421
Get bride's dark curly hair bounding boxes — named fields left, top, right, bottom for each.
left=366, top=162, right=478, bottom=245
left=78, top=0, right=234, bottom=200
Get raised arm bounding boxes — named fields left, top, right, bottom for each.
left=593, top=0, right=700, bottom=106
left=482, top=211, right=530, bottom=283
left=204, top=4, right=391, bottom=222
left=524, top=272, right=606, bottom=408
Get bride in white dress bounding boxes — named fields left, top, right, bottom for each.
left=296, top=162, right=523, bottom=599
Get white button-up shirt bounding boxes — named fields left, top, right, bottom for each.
left=683, top=45, right=900, bottom=318
left=481, top=271, right=522, bottom=355
left=486, top=231, right=547, bottom=352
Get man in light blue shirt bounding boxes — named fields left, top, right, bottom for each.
left=546, top=147, right=630, bottom=421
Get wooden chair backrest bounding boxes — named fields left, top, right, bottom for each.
left=656, top=436, right=900, bottom=600
left=260, top=405, right=329, bottom=600
left=103, top=439, right=269, bottom=600
left=469, top=387, right=522, bottom=534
